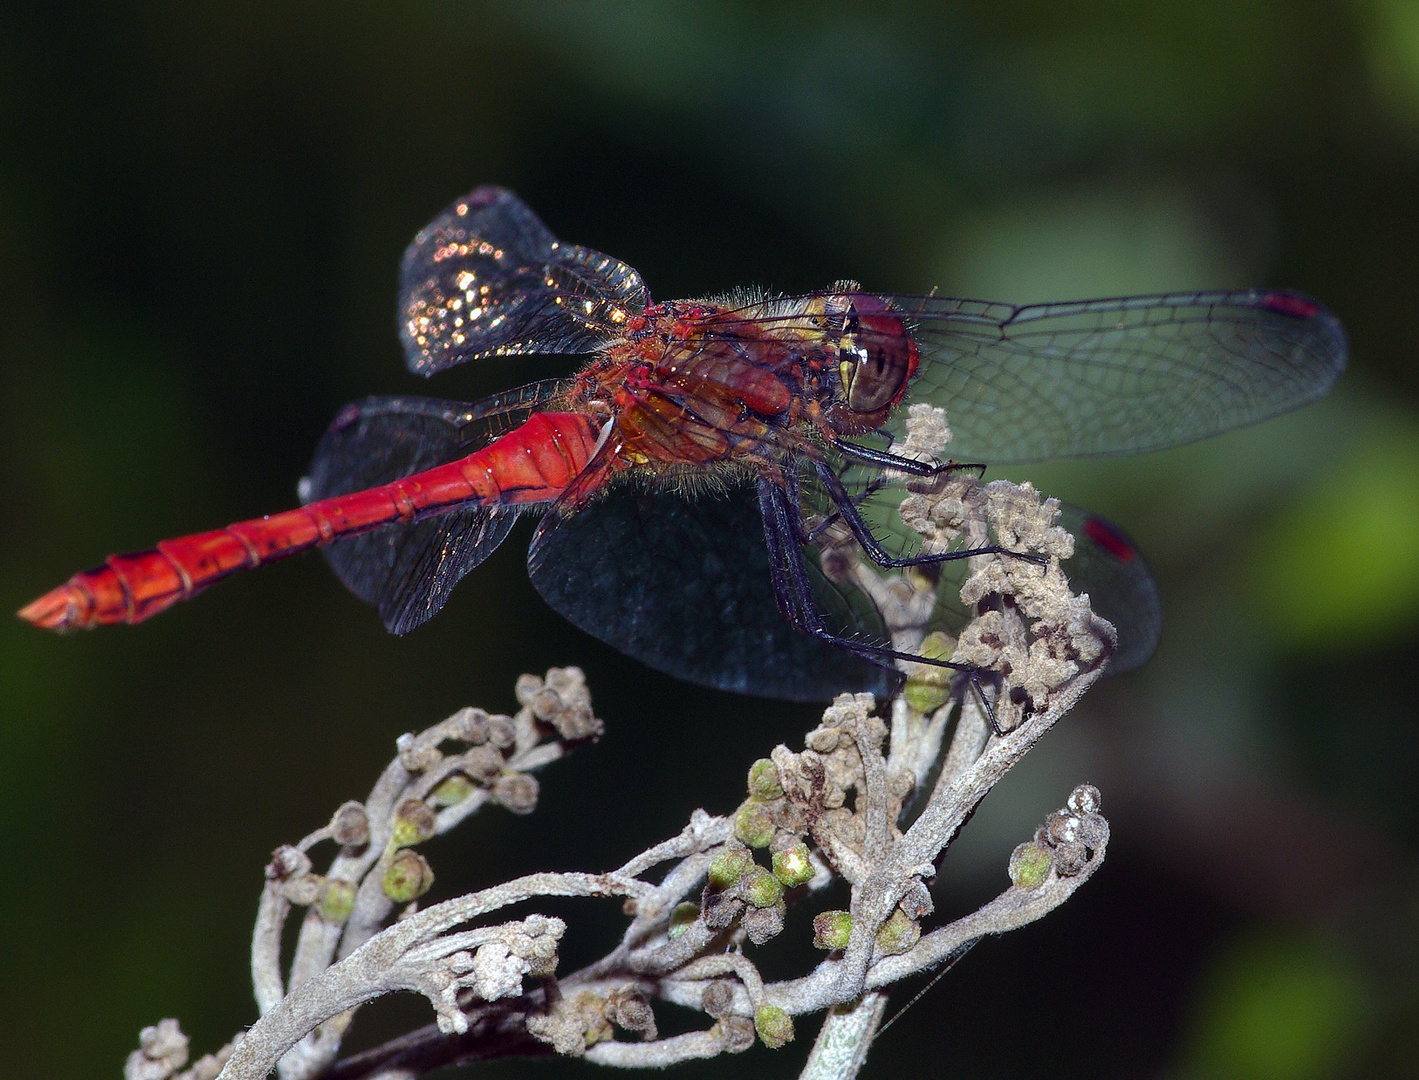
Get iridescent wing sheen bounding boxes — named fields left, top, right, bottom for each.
left=300, top=382, right=567, bottom=634
left=399, top=187, right=649, bottom=375
left=885, top=289, right=1346, bottom=464
left=526, top=479, right=895, bottom=702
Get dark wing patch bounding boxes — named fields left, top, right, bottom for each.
left=302, top=388, right=563, bottom=633
left=527, top=481, right=892, bottom=702
left=399, top=186, right=648, bottom=375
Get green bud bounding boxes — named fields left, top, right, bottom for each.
left=429, top=773, right=475, bottom=807
left=741, top=867, right=784, bottom=908
left=747, top=758, right=783, bottom=800
left=874, top=908, right=920, bottom=956
left=390, top=799, right=436, bottom=847
left=754, top=1004, right=794, bottom=1049
left=382, top=849, right=434, bottom=903
left=707, top=846, right=754, bottom=889
left=903, top=631, right=955, bottom=714
left=733, top=801, right=776, bottom=849
left=317, top=878, right=357, bottom=924
left=1009, top=841, right=1052, bottom=890
left=812, top=910, right=852, bottom=950
left=770, top=842, right=814, bottom=887
left=668, top=902, right=700, bottom=939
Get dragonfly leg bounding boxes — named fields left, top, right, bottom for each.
left=760, top=479, right=1008, bottom=729
left=811, top=460, right=1046, bottom=571
left=835, top=438, right=987, bottom=479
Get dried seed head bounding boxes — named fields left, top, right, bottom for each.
left=605, top=988, right=657, bottom=1039
left=460, top=743, right=506, bottom=785
left=486, top=716, right=517, bottom=750
left=399, top=742, right=443, bottom=773
left=493, top=772, right=539, bottom=815
left=743, top=900, right=787, bottom=944
left=382, top=849, right=434, bottom=903
left=1067, top=784, right=1101, bottom=815
left=391, top=799, right=437, bottom=847
left=266, top=845, right=310, bottom=881
left=701, top=890, right=744, bottom=929
left=330, top=801, right=370, bottom=848
left=719, top=1015, right=757, bottom=1053
left=702, top=980, right=735, bottom=1018
left=898, top=880, right=934, bottom=920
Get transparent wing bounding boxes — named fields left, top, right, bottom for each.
left=399, top=187, right=649, bottom=375
left=527, top=479, right=893, bottom=702
left=807, top=461, right=1162, bottom=675
left=890, top=289, right=1346, bottom=463
left=301, top=382, right=566, bottom=633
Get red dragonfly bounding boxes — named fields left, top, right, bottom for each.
left=19, top=187, right=1346, bottom=701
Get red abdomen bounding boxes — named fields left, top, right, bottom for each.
left=19, top=412, right=602, bottom=630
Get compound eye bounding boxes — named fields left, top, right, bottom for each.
left=842, top=332, right=912, bottom=413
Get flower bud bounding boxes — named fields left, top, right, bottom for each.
left=390, top=799, right=436, bottom=847
left=754, top=1005, right=794, bottom=1049
left=430, top=773, right=475, bottom=808
left=741, top=867, right=784, bottom=908
left=733, top=801, right=776, bottom=849
left=747, top=758, right=783, bottom=800
left=668, top=902, right=699, bottom=939
left=874, top=908, right=920, bottom=956
left=318, top=878, right=357, bottom=924
left=770, top=842, right=813, bottom=888
left=813, top=910, right=852, bottom=950
left=1009, top=841, right=1052, bottom=889
left=382, top=849, right=434, bottom=903
left=707, top=846, right=754, bottom=889
left=903, top=631, right=955, bottom=713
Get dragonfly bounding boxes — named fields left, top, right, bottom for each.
left=19, top=186, right=1346, bottom=702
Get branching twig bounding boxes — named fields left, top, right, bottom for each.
left=123, top=408, right=1117, bottom=1080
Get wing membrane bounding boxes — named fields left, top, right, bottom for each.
left=527, top=480, right=892, bottom=701
left=890, top=289, right=1346, bottom=463
left=302, top=384, right=565, bottom=633
left=399, top=187, right=648, bottom=375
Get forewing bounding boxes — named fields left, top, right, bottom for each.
left=527, top=480, right=893, bottom=702
left=891, top=290, right=1346, bottom=463
left=301, top=384, right=565, bottom=633
left=399, top=186, right=649, bottom=375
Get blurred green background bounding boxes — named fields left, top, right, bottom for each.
left=2, top=2, right=1417, bottom=1077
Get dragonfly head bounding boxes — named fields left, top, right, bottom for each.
left=827, top=293, right=919, bottom=433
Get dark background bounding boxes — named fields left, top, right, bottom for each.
left=2, top=2, right=1417, bottom=1078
